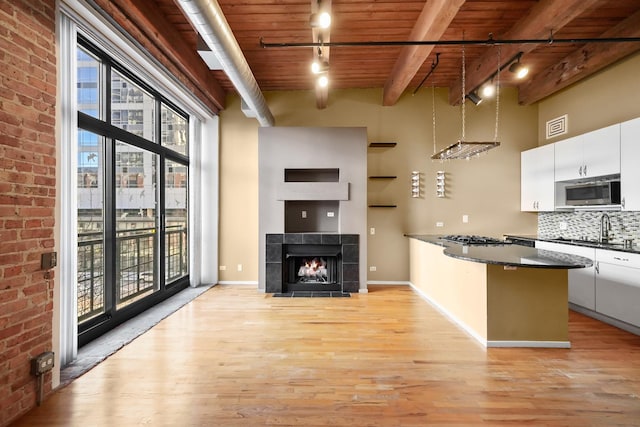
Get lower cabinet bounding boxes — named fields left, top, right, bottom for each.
left=595, top=249, right=640, bottom=327
left=536, top=241, right=596, bottom=310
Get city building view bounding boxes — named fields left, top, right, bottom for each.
left=76, top=45, right=188, bottom=324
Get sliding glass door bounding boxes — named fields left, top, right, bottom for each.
left=76, top=37, right=190, bottom=346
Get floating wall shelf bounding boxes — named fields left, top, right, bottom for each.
left=368, top=142, right=397, bottom=148
left=368, top=204, right=397, bottom=208
left=368, top=175, right=397, bottom=180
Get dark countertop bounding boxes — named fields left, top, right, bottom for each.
left=504, top=234, right=640, bottom=254
left=406, top=234, right=593, bottom=269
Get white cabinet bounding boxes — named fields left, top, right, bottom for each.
left=582, top=124, right=620, bottom=178
left=620, top=117, right=640, bottom=211
left=521, top=144, right=555, bottom=211
left=554, top=135, right=583, bottom=182
left=595, top=249, right=640, bottom=328
left=554, top=124, right=620, bottom=182
left=536, top=241, right=596, bottom=310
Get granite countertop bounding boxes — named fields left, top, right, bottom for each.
left=406, top=234, right=593, bottom=269
left=505, top=234, right=640, bottom=254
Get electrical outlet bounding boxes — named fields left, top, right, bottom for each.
left=370, top=227, right=375, bottom=235
left=559, top=221, right=568, bottom=230
left=31, top=351, right=54, bottom=376
left=301, top=210, right=307, bottom=218
left=219, top=265, right=226, bottom=271
left=436, top=222, right=444, bottom=227
left=327, top=211, right=335, bottom=217
left=237, top=264, right=243, bottom=272
left=462, top=215, right=469, bottom=223
left=369, top=266, right=377, bottom=272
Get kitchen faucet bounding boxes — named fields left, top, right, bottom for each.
left=600, top=213, right=611, bottom=243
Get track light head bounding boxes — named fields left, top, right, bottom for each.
left=310, top=12, right=331, bottom=29
left=481, top=82, right=495, bottom=98
left=509, top=56, right=529, bottom=79
left=466, top=91, right=483, bottom=106
left=317, top=74, right=329, bottom=88
left=311, top=59, right=329, bottom=74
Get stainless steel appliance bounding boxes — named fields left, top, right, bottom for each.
left=565, top=180, right=621, bottom=206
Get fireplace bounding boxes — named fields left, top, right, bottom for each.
left=258, top=127, right=367, bottom=293
left=266, top=233, right=359, bottom=294
left=285, top=244, right=342, bottom=292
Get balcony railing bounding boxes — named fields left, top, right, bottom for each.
left=77, top=225, right=187, bottom=322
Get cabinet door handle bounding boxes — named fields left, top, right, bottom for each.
left=595, top=261, right=599, bottom=274
left=622, top=197, right=626, bottom=209
left=578, top=165, right=583, bottom=176
left=584, top=164, right=587, bottom=176
left=613, top=256, right=629, bottom=262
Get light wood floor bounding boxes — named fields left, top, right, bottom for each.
left=13, top=285, right=640, bottom=426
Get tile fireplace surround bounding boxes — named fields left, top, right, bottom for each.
left=266, top=233, right=359, bottom=294
left=258, top=127, right=367, bottom=293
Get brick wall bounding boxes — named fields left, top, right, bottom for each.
left=0, top=1, right=57, bottom=425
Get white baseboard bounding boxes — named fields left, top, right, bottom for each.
left=487, top=340, right=571, bottom=348
left=409, top=282, right=572, bottom=349
left=408, top=282, right=488, bottom=347
left=217, top=281, right=259, bottom=286
left=367, top=281, right=411, bottom=285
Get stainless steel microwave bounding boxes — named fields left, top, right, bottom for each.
left=565, top=180, right=621, bottom=206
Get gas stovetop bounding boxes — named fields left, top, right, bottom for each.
left=439, top=235, right=507, bottom=245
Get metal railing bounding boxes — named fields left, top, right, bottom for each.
left=77, top=225, right=187, bottom=322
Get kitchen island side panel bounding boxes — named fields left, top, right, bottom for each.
left=409, top=238, right=488, bottom=340
left=487, top=266, right=569, bottom=342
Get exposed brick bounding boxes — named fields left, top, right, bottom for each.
left=0, top=324, right=22, bottom=341
left=2, top=265, right=24, bottom=279
left=0, top=289, right=19, bottom=304
left=0, top=252, right=22, bottom=265
left=1, top=1, right=59, bottom=424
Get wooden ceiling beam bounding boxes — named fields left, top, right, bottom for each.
left=312, top=0, right=331, bottom=109
left=518, top=10, right=640, bottom=105
left=100, top=0, right=226, bottom=113
left=383, top=0, right=465, bottom=106
left=447, top=0, right=601, bottom=105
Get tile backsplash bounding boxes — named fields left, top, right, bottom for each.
left=538, top=211, right=640, bottom=243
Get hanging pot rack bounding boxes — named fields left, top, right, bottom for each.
left=431, top=43, right=501, bottom=160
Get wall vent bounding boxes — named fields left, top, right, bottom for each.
left=546, top=114, right=568, bottom=139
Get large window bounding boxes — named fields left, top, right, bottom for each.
left=76, top=37, right=189, bottom=344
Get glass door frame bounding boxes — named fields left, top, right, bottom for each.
left=76, top=37, right=190, bottom=347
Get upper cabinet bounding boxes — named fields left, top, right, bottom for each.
left=620, top=117, right=640, bottom=211
left=554, top=124, right=620, bottom=182
left=521, top=144, right=555, bottom=211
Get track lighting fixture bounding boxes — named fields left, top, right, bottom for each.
left=309, top=11, right=331, bottom=29
left=509, top=54, right=529, bottom=79
left=466, top=91, right=482, bottom=106
left=311, top=58, right=329, bottom=74
left=317, top=74, right=329, bottom=88
left=481, top=81, right=495, bottom=98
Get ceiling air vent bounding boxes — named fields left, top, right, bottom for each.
left=546, top=114, right=568, bottom=139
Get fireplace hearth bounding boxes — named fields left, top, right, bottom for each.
left=266, top=233, right=359, bottom=294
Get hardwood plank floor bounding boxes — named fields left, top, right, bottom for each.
left=12, top=285, right=640, bottom=426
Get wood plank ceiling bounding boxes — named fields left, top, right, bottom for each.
left=152, top=0, right=640, bottom=110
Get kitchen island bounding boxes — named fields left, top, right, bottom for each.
left=407, top=235, right=593, bottom=348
